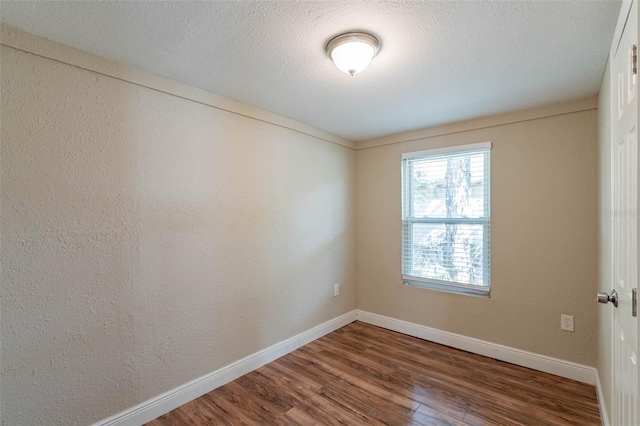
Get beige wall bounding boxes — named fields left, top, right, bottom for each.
left=597, top=58, right=613, bottom=424
left=356, top=103, right=599, bottom=366
left=0, top=29, right=356, bottom=425
left=1, top=24, right=606, bottom=426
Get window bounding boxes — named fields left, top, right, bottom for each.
left=401, top=142, right=491, bottom=297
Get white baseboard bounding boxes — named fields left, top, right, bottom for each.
left=95, top=310, right=357, bottom=426
left=356, top=310, right=597, bottom=385
left=595, top=371, right=610, bottom=426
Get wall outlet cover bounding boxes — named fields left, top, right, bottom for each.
left=561, top=314, right=574, bottom=332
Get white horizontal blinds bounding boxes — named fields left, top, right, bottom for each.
left=402, top=144, right=491, bottom=289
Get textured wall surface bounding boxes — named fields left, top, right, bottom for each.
left=597, top=59, right=613, bottom=423
left=1, top=23, right=605, bottom=426
left=356, top=106, right=599, bottom=366
left=0, top=39, right=356, bottom=424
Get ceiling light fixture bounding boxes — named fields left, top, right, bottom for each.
left=326, top=32, right=380, bottom=76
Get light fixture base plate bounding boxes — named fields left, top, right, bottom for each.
left=326, top=32, right=380, bottom=58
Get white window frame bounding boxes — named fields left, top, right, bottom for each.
left=401, top=142, right=491, bottom=297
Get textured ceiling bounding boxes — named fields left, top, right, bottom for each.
left=0, top=1, right=620, bottom=141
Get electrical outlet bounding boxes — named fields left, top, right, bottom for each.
left=334, top=283, right=339, bottom=297
left=561, top=314, right=574, bottom=332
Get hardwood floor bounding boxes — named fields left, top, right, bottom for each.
left=146, top=321, right=601, bottom=425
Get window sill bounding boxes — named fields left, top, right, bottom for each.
left=403, top=277, right=490, bottom=298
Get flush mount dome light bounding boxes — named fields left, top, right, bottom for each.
left=326, top=32, right=380, bottom=76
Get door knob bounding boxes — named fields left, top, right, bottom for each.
left=597, top=289, right=618, bottom=307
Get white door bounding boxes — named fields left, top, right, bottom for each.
left=610, top=1, right=639, bottom=425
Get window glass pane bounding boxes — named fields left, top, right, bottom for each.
left=410, top=152, right=487, bottom=219
left=402, top=144, right=490, bottom=292
left=406, top=223, right=487, bottom=286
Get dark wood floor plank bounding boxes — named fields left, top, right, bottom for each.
left=144, top=321, right=601, bottom=426
left=209, top=380, right=285, bottom=423
left=321, top=376, right=416, bottom=424
left=190, top=394, right=244, bottom=426
left=411, top=404, right=466, bottom=426
left=275, top=350, right=338, bottom=389
left=388, top=367, right=472, bottom=421
left=235, top=370, right=297, bottom=413
left=294, top=346, right=394, bottom=389
left=291, top=340, right=424, bottom=418
left=321, top=326, right=373, bottom=352
left=274, top=406, right=321, bottom=426
left=174, top=401, right=233, bottom=426
left=309, top=336, right=396, bottom=375
left=346, top=323, right=445, bottom=361
left=277, top=389, right=380, bottom=426
left=256, top=362, right=323, bottom=397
